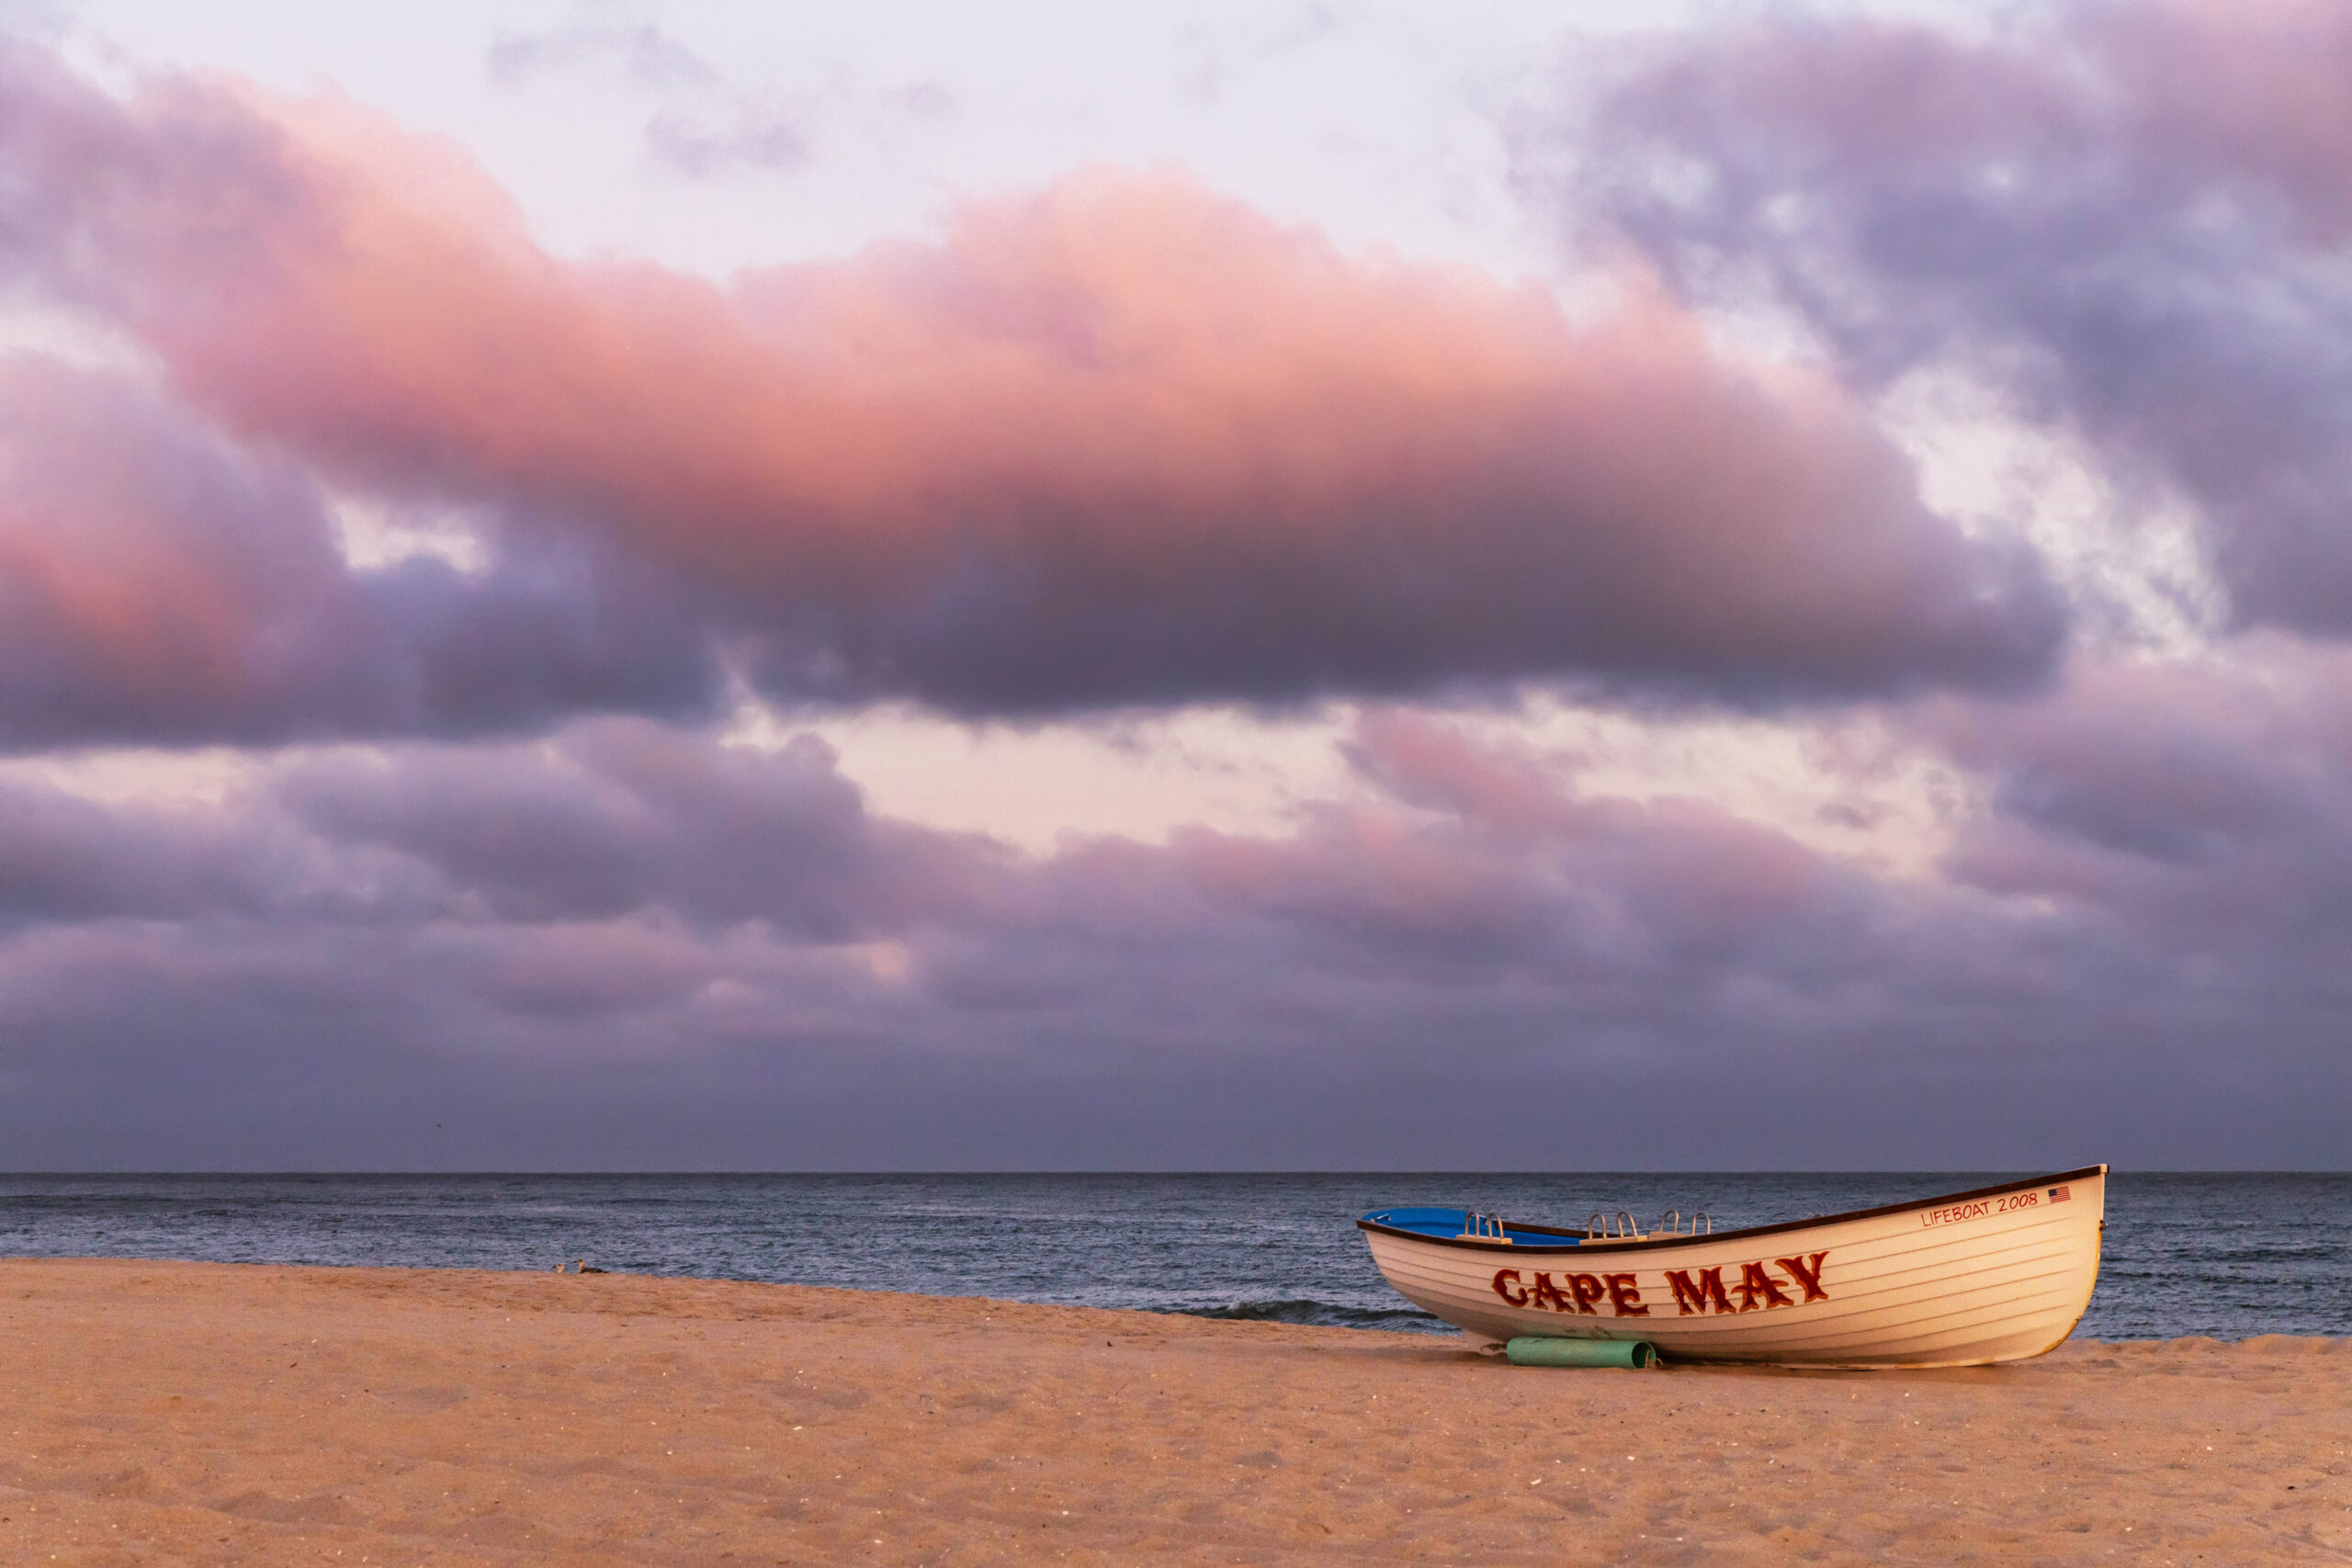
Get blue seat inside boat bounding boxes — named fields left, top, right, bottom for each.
left=1359, top=1207, right=1577, bottom=1245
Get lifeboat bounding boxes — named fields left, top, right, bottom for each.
left=1357, top=1166, right=2107, bottom=1368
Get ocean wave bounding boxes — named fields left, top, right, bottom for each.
left=1181, top=1298, right=1449, bottom=1332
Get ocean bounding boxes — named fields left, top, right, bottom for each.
left=1, top=1171, right=2344, bottom=1341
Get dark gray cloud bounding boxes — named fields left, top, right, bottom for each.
left=1559, top=0, right=2352, bottom=637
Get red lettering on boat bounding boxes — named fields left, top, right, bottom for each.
left=1665, top=1266, right=1736, bottom=1316
left=1531, top=1272, right=1575, bottom=1313
left=1734, top=1261, right=1793, bottom=1312
left=1776, top=1251, right=1830, bottom=1303
left=1604, top=1273, right=1651, bottom=1317
left=1566, top=1273, right=1607, bottom=1315
left=1491, top=1268, right=1529, bottom=1307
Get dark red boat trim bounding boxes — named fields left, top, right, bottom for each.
left=1354, top=1165, right=2109, bottom=1255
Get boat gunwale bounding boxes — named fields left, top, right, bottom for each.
left=1354, top=1164, right=2108, bottom=1256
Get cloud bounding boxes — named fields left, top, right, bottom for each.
left=484, top=18, right=720, bottom=92
left=0, top=775, right=302, bottom=925
left=0, top=41, right=2066, bottom=723
left=642, top=96, right=812, bottom=177
left=3, top=659, right=2348, bottom=1168
left=1567, top=0, right=2352, bottom=640
left=269, top=717, right=998, bottom=934
left=0, top=715, right=994, bottom=949
left=1922, top=636, right=2352, bottom=979
left=0, top=354, right=723, bottom=748
left=0, top=18, right=2344, bottom=1175
left=483, top=17, right=818, bottom=178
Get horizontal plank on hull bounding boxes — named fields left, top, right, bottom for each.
left=1372, top=1257, right=2093, bottom=1350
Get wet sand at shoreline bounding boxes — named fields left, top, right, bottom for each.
left=1, top=1258, right=2345, bottom=1564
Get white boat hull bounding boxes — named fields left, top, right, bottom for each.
left=1361, top=1167, right=2106, bottom=1368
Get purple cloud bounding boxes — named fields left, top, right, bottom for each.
left=1565, top=0, right=2352, bottom=637
left=0, top=667, right=2345, bottom=1168
left=270, top=719, right=998, bottom=933
left=0, top=21, right=2344, bottom=1173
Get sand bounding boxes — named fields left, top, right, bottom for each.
left=0, top=1258, right=2345, bottom=1565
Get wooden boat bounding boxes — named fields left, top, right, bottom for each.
left=1357, top=1165, right=2106, bottom=1368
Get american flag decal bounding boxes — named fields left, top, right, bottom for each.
left=2048, top=1186, right=2071, bottom=1202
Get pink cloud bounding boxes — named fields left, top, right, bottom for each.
left=0, top=354, right=722, bottom=748
left=2094, top=0, right=2352, bottom=241
left=0, top=43, right=2062, bottom=715
left=0, top=355, right=367, bottom=740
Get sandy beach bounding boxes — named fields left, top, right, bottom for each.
left=1, top=1258, right=2345, bottom=1565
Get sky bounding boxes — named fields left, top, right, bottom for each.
left=0, top=0, right=2346, bottom=1170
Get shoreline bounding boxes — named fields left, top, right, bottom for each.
left=2, top=1258, right=2346, bottom=1563
left=6, top=1246, right=2331, bottom=1347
